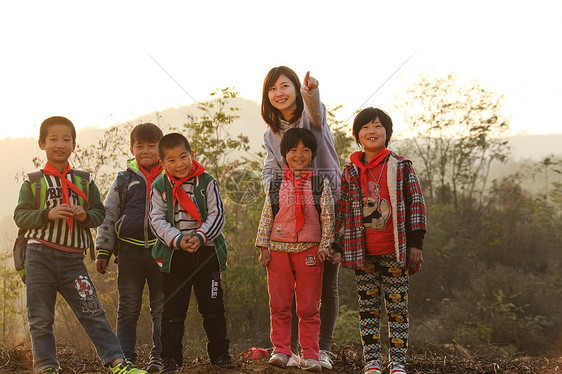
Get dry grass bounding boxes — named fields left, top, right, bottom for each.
left=0, top=342, right=560, bottom=373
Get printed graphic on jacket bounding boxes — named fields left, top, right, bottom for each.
left=363, top=180, right=391, bottom=230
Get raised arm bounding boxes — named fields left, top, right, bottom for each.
left=301, top=71, right=325, bottom=129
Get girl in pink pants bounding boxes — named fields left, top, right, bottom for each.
left=256, top=128, right=340, bottom=372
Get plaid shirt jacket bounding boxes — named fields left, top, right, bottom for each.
left=335, top=152, right=426, bottom=269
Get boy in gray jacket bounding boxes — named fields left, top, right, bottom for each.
left=96, top=123, right=164, bottom=372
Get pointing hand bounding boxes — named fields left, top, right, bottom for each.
left=302, top=71, right=319, bottom=92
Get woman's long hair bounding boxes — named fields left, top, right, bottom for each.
left=261, top=66, right=304, bottom=133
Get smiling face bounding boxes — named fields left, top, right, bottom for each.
left=268, top=74, right=298, bottom=121
left=131, top=140, right=159, bottom=170
left=38, top=123, right=76, bottom=171
left=358, top=118, right=387, bottom=157
left=160, top=145, right=194, bottom=179
left=285, top=140, right=312, bottom=176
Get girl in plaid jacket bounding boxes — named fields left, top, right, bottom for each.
left=334, top=108, right=426, bottom=374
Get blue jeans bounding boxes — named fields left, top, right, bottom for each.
left=26, top=243, right=123, bottom=372
left=116, top=244, right=163, bottom=362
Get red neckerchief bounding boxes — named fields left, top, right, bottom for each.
left=165, top=160, right=206, bottom=225
left=139, top=164, right=163, bottom=191
left=283, top=165, right=314, bottom=233
left=41, top=162, right=89, bottom=230
left=350, top=148, right=392, bottom=197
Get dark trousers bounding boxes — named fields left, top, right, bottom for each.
left=161, top=246, right=229, bottom=365
left=116, top=245, right=163, bottom=362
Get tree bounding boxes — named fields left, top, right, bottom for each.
left=529, top=155, right=562, bottom=203
left=394, top=73, right=510, bottom=210
left=326, top=104, right=355, bottom=168
left=182, top=88, right=250, bottom=184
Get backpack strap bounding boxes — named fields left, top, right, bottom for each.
left=310, top=175, right=324, bottom=219
left=116, top=169, right=133, bottom=217
left=269, top=177, right=283, bottom=218
left=269, top=176, right=324, bottom=219
left=72, top=170, right=90, bottom=208
left=27, top=171, right=44, bottom=209
left=71, top=169, right=96, bottom=261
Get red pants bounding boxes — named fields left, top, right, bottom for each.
left=267, top=246, right=323, bottom=360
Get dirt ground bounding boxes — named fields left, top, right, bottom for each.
left=1, top=343, right=560, bottom=373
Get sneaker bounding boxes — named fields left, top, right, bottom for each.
left=108, top=360, right=147, bottom=373
left=40, top=369, right=60, bottom=374
left=269, top=352, right=290, bottom=368
left=287, top=353, right=301, bottom=367
left=389, top=362, right=407, bottom=374
left=160, top=358, right=181, bottom=374
left=318, top=350, right=333, bottom=370
left=363, top=360, right=383, bottom=374
left=212, top=353, right=236, bottom=368
left=301, top=358, right=322, bottom=372
left=146, top=356, right=163, bottom=372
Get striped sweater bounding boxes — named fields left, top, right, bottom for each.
left=13, top=171, right=105, bottom=253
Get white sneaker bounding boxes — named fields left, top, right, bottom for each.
left=389, top=362, right=407, bottom=374
left=363, top=360, right=383, bottom=374
left=287, top=353, right=301, bottom=367
left=318, top=350, right=333, bottom=370
left=301, top=358, right=322, bottom=372
left=269, top=353, right=289, bottom=369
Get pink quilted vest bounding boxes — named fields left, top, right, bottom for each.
left=270, top=179, right=321, bottom=243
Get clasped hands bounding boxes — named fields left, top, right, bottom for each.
left=179, top=235, right=202, bottom=253
left=47, top=203, right=87, bottom=222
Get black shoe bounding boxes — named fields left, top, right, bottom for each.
left=161, top=358, right=181, bottom=374
left=146, top=356, right=163, bottom=372
left=212, top=353, right=235, bottom=369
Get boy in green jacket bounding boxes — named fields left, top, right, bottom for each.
left=149, top=133, right=233, bottom=373
left=13, top=116, right=146, bottom=374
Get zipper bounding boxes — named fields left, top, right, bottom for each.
left=141, top=171, right=150, bottom=248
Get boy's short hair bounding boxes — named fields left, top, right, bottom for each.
left=158, top=133, right=192, bottom=160
left=352, top=107, right=393, bottom=147
left=130, top=123, right=163, bottom=146
left=39, top=116, right=76, bottom=143
left=280, top=128, right=318, bottom=160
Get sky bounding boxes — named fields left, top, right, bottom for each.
left=1, top=0, right=561, bottom=139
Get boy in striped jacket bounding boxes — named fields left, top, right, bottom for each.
left=148, top=133, right=233, bottom=373
left=13, top=116, right=146, bottom=374
left=334, top=108, right=426, bottom=374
